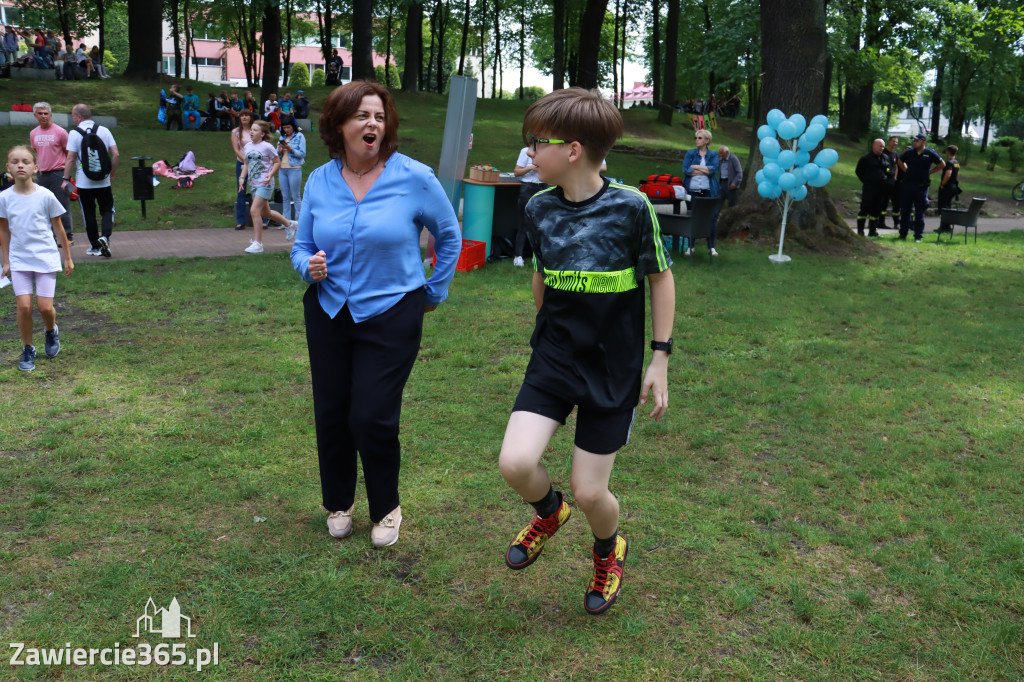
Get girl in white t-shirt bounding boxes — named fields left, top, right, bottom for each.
left=0, top=145, right=74, bottom=371
left=238, top=121, right=295, bottom=254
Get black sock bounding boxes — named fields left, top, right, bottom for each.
left=594, top=530, right=618, bottom=558
left=529, top=486, right=560, bottom=519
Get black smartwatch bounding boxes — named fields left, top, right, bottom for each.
left=650, top=337, right=673, bottom=355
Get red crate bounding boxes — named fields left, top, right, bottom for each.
left=434, top=239, right=486, bottom=272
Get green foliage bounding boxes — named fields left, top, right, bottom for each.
left=516, top=86, right=546, bottom=101
left=311, top=68, right=326, bottom=87
left=993, top=116, right=1024, bottom=139
left=995, top=136, right=1021, bottom=148
left=1007, top=142, right=1023, bottom=172
left=986, top=148, right=1000, bottom=171
left=374, top=62, right=402, bottom=88
left=289, top=62, right=310, bottom=89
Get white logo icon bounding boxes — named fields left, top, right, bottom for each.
left=133, top=598, right=196, bottom=639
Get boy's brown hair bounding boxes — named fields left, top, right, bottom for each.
left=522, top=87, right=623, bottom=165
left=944, top=144, right=958, bottom=156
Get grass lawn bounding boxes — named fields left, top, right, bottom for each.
left=3, top=78, right=1021, bottom=232
left=1, top=221, right=1023, bottom=679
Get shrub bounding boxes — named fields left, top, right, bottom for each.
left=995, top=136, right=1021, bottom=148
left=311, top=68, right=326, bottom=87
left=289, top=62, right=310, bottom=89
left=986, top=148, right=1000, bottom=171
left=1007, top=142, right=1023, bottom=172
left=373, top=63, right=401, bottom=88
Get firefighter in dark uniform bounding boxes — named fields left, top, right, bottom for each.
left=883, top=136, right=901, bottom=229
left=937, top=145, right=961, bottom=210
left=854, top=139, right=893, bottom=237
left=896, top=133, right=945, bottom=242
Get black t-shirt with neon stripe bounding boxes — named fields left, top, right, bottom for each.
left=522, top=179, right=672, bottom=411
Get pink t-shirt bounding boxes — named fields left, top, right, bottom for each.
left=29, top=124, right=70, bottom=173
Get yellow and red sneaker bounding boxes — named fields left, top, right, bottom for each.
left=584, top=535, right=628, bottom=615
left=504, top=493, right=571, bottom=570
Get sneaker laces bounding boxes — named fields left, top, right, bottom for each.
left=590, top=552, right=615, bottom=593
left=377, top=513, right=398, bottom=528
left=520, top=513, right=559, bottom=547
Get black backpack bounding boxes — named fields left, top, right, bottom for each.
left=74, top=124, right=112, bottom=181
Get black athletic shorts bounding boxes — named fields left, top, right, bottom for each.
left=513, top=382, right=636, bottom=455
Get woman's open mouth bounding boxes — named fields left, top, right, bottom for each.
left=363, top=134, right=377, bottom=146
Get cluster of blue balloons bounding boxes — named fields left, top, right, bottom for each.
left=754, top=109, right=839, bottom=201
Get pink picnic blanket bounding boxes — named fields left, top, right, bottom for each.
left=152, top=160, right=215, bottom=179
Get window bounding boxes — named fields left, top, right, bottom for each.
left=2, top=7, right=23, bottom=26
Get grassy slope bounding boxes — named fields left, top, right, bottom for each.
left=2, top=78, right=1020, bottom=233
left=1, top=236, right=1022, bottom=680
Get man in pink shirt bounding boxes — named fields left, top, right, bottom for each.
left=30, top=101, right=74, bottom=244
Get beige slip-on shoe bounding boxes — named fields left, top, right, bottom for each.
left=327, top=506, right=354, bottom=538
left=371, top=506, right=402, bottom=548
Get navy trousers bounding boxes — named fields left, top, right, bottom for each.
left=303, top=286, right=425, bottom=523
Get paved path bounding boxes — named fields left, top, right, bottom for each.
left=65, top=226, right=297, bottom=262
left=843, top=217, right=1023, bottom=235
left=61, top=217, right=1022, bottom=263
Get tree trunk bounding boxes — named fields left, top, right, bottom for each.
left=719, top=0, right=853, bottom=252
left=458, top=0, right=470, bottom=75
left=56, top=0, right=72, bottom=49
left=612, top=0, right=620, bottom=106
left=651, top=0, right=660, bottom=108
left=385, top=5, right=395, bottom=88
left=518, top=3, right=525, bottom=98
left=620, top=0, right=628, bottom=107
left=402, top=2, right=423, bottom=92
left=171, top=0, right=182, bottom=77
left=351, top=0, right=374, bottom=80
left=94, top=0, right=106, bottom=64
left=316, top=0, right=334, bottom=64
left=930, top=59, right=945, bottom=144
left=261, top=2, right=282, bottom=102
left=552, top=0, right=565, bottom=90
left=283, top=0, right=293, bottom=87
left=576, top=0, right=606, bottom=90
left=657, top=0, right=678, bottom=125
left=184, top=0, right=191, bottom=79
left=478, top=0, right=486, bottom=96
left=125, top=0, right=164, bottom=81
left=981, top=76, right=993, bottom=152
left=427, top=7, right=437, bottom=91
left=491, top=0, right=501, bottom=98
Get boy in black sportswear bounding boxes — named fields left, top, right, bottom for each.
left=498, top=88, right=675, bottom=615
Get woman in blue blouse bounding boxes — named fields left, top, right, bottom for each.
left=277, top=118, right=306, bottom=224
left=291, top=81, right=461, bottom=548
left=682, top=129, right=721, bottom=256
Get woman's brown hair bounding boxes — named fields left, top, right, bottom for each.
left=319, top=81, right=399, bottom=162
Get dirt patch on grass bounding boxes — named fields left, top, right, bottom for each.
left=0, top=301, right=129, bottom=344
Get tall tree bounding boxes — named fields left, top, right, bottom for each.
left=124, top=0, right=163, bottom=81
left=168, top=0, right=182, bottom=77
left=94, top=0, right=107, bottom=63
left=351, top=0, right=374, bottom=80
left=261, top=1, right=282, bottom=103
left=282, top=0, right=293, bottom=86
left=402, top=2, right=424, bottom=92
left=657, top=0, right=679, bottom=125
left=575, top=0, right=606, bottom=89
left=458, top=0, right=471, bottom=75
left=552, top=0, right=565, bottom=90
left=314, top=0, right=335, bottom=65
left=651, top=0, right=661, bottom=108
left=719, top=0, right=850, bottom=248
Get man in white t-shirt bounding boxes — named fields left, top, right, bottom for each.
left=512, top=146, right=548, bottom=267
left=62, top=103, right=119, bottom=258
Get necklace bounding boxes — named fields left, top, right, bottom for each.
left=344, top=158, right=380, bottom=179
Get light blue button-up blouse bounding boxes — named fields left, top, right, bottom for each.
left=290, top=153, right=462, bottom=322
